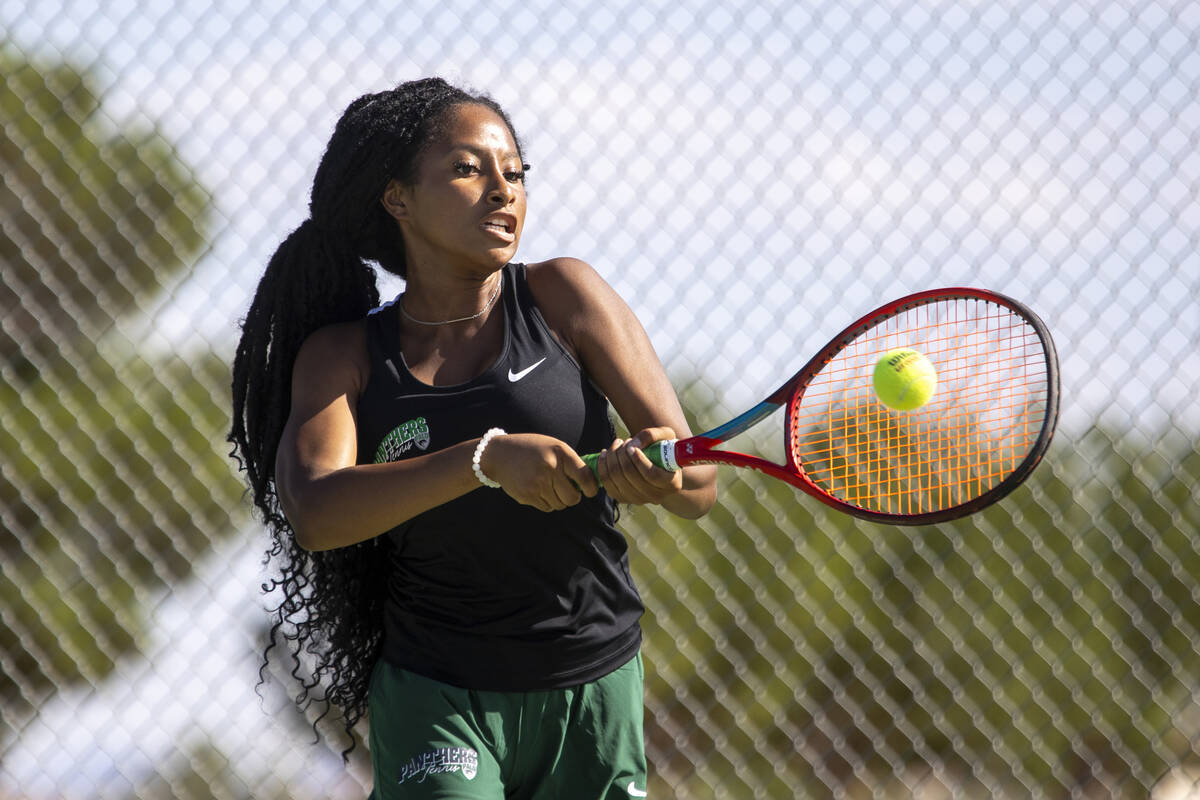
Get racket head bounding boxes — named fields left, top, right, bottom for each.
left=775, top=288, right=1059, bottom=524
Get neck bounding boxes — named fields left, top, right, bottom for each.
left=400, top=270, right=503, bottom=327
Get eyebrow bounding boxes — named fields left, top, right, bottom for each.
left=443, top=140, right=521, bottom=159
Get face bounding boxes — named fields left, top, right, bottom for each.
left=382, top=103, right=527, bottom=273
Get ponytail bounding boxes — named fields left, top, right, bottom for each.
left=229, top=218, right=378, bottom=520
left=228, top=76, right=526, bottom=758
left=228, top=215, right=384, bottom=758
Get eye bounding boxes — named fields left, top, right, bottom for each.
left=453, top=161, right=479, bottom=176
left=505, top=163, right=531, bottom=184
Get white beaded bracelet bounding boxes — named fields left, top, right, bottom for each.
left=472, top=428, right=505, bottom=488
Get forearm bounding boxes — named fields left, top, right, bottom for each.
left=280, top=440, right=480, bottom=551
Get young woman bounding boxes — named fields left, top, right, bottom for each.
left=229, top=77, right=716, bottom=799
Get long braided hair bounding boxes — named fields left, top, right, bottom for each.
left=228, top=77, right=524, bottom=755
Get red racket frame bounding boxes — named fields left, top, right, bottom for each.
left=663, top=288, right=1060, bottom=525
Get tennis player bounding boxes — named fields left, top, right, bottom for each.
left=229, top=77, right=716, bottom=799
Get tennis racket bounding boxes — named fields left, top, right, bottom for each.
left=585, top=287, right=1059, bottom=525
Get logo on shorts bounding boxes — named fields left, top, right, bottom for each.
left=395, top=746, right=479, bottom=785
left=374, top=417, right=431, bottom=463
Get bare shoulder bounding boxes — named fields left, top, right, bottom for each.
left=525, top=257, right=609, bottom=300
left=525, top=258, right=624, bottom=336
left=524, top=256, right=658, bottom=376
left=292, top=318, right=370, bottom=396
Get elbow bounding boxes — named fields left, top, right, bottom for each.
left=289, top=511, right=355, bottom=552
left=279, top=484, right=389, bottom=551
left=277, top=487, right=333, bottom=552
left=290, top=520, right=326, bottom=552
left=283, top=496, right=354, bottom=551
left=282, top=504, right=322, bottom=552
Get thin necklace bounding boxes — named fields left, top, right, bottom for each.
left=399, top=276, right=502, bottom=326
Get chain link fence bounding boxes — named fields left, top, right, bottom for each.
left=2, top=1, right=1198, bottom=797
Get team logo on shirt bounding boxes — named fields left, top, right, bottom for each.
left=374, top=417, right=431, bottom=463
left=395, top=746, right=479, bottom=784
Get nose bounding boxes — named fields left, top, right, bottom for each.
left=486, top=166, right=515, bottom=206
left=488, top=183, right=514, bottom=206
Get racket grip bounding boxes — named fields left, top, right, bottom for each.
left=581, top=440, right=679, bottom=475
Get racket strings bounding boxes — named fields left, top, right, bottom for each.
left=789, top=299, right=1052, bottom=516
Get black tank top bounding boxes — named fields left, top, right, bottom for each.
left=356, top=263, right=644, bottom=690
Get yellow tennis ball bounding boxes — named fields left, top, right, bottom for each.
left=873, top=348, right=937, bottom=411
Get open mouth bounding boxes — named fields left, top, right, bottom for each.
left=481, top=217, right=517, bottom=241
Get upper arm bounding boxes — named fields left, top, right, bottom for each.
left=527, top=258, right=691, bottom=440
left=274, top=321, right=368, bottom=520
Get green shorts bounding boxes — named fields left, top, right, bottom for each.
left=367, top=653, right=648, bottom=800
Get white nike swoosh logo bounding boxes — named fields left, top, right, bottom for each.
left=627, top=781, right=648, bottom=798
left=507, top=358, right=546, bottom=382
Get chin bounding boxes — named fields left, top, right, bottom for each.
left=486, top=246, right=520, bottom=265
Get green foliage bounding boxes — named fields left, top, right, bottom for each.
left=627, top=418, right=1200, bottom=799
left=0, top=45, right=211, bottom=363
left=0, top=45, right=233, bottom=747
left=0, top=350, right=244, bottom=739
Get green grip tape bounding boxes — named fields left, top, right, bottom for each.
left=582, top=440, right=677, bottom=476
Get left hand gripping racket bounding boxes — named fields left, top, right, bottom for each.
left=585, top=288, right=1060, bottom=525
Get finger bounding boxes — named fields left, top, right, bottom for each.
left=536, top=491, right=562, bottom=513
left=626, top=442, right=677, bottom=485
left=609, top=439, right=682, bottom=504
left=626, top=426, right=676, bottom=451
left=594, top=440, right=621, bottom=486
left=622, top=429, right=678, bottom=486
left=512, top=492, right=549, bottom=512
left=605, top=442, right=655, bottom=504
left=567, top=446, right=602, bottom=496
left=569, top=460, right=599, bottom=498
left=549, top=469, right=584, bottom=507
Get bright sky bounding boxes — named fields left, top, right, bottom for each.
left=5, top=0, right=1197, bottom=435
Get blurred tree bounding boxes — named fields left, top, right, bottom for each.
left=628, top=419, right=1200, bottom=799
left=0, top=45, right=209, bottom=366
left=0, top=46, right=239, bottom=749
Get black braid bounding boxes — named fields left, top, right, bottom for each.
left=228, top=77, right=525, bottom=758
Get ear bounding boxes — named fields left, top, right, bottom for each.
left=381, top=179, right=410, bottom=222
